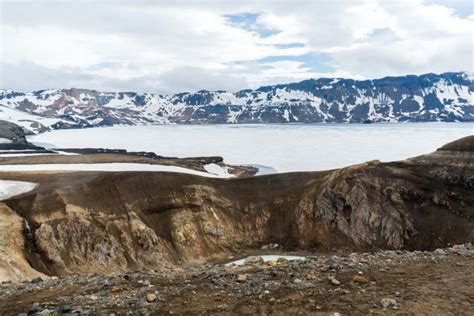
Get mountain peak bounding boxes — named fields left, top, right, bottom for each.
left=0, top=72, right=473, bottom=133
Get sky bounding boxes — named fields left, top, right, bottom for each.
left=0, top=0, right=473, bottom=93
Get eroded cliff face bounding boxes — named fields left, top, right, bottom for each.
left=2, top=137, right=473, bottom=280
left=0, top=203, right=46, bottom=283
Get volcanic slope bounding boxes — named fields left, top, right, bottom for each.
left=0, top=136, right=472, bottom=280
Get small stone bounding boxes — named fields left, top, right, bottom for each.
left=237, top=274, right=248, bottom=282
left=30, top=277, right=43, bottom=284
left=276, top=257, right=288, bottom=263
left=29, top=304, right=42, bottom=314
left=451, top=244, right=465, bottom=251
left=61, top=305, right=72, bottom=313
left=261, top=243, right=279, bottom=250
left=329, top=276, right=341, bottom=286
left=352, top=275, right=369, bottom=283
left=111, top=286, right=121, bottom=293
left=88, top=295, right=98, bottom=301
left=293, top=278, right=302, bottom=284
left=380, top=298, right=398, bottom=309
left=434, top=249, right=446, bottom=255
left=306, top=274, right=317, bottom=280
left=127, top=299, right=139, bottom=306
left=243, top=256, right=264, bottom=265
left=146, top=293, right=157, bottom=303
left=378, top=268, right=389, bottom=273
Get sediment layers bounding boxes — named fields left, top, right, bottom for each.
left=0, top=136, right=473, bottom=281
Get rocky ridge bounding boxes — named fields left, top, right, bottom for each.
left=0, top=120, right=46, bottom=151
left=1, top=72, right=473, bottom=133
left=0, top=136, right=472, bottom=283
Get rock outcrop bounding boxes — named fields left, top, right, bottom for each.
left=0, top=120, right=46, bottom=151
left=1, top=136, right=473, bottom=281
left=0, top=203, right=46, bottom=283
left=0, top=120, right=29, bottom=144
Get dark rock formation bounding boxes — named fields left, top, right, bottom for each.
left=0, top=120, right=29, bottom=144
left=0, top=120, right=47, bottom=151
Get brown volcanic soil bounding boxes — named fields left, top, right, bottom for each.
left=0, top=245, right=472, bottom=315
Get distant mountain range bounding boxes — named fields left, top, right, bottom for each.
left=1, top=72, right=473, bottom=133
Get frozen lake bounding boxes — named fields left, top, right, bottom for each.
left=29, top=123, right=473, bottom=173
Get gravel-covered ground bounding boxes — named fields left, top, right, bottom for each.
left=0, top=244, right=472, bottom=315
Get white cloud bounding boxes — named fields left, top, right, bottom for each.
left=0, top=0, right=472, bottom=93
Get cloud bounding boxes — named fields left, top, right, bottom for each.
left=0, top=0, right=473, bottom=93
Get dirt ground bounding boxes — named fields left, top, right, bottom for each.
left=0, top=249, right=472, bottom=315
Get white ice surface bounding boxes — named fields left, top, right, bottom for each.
left=228, top=255, right=306, bottom=266
left=0, top=153, right=55, bottom=157
left=0, top=180, right=37, bottom=200
left=0, top=163, right=234, bottom=178
left=28, top=124, right=474, bottom=173
left=0, top=150, right=38, bottom=153
left=204, top=163, right=231, bottom=177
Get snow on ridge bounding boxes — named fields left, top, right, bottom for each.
left=0, top=180, right=38, bottom=201
left=0, top=163, right=235, bottom=179
left=0, top=105, right=64, bottom=133
left=203, top=163, right=233, bottom=178
left=0, top=72, right=472, bottom=126
left=462, top=71, right=474, bottom=82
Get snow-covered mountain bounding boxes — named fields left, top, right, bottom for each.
left=1, top=72, right=473, bottom=133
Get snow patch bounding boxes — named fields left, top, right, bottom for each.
left=203, top=163, right=234, bottom=178
left=0, top=138, right=12, bottom=144
left=0, top=180, right=37, bottom=200
left=0, top=153, right=55, bottom=157
left=0, top=163, right=234, bottom=178
left=228, top=255, right=306, bottom=266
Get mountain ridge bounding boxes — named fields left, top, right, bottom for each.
left=1, top=71, right=473, bottom=133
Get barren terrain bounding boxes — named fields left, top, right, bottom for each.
left=0, top=121, right=472, bottom=314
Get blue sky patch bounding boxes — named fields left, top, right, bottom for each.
left=258, top=53, right=336, bottom=73
left=224, top=12, right=280, bottom=37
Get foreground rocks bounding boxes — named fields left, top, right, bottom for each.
left=0, top=244, right=472, bottom=315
